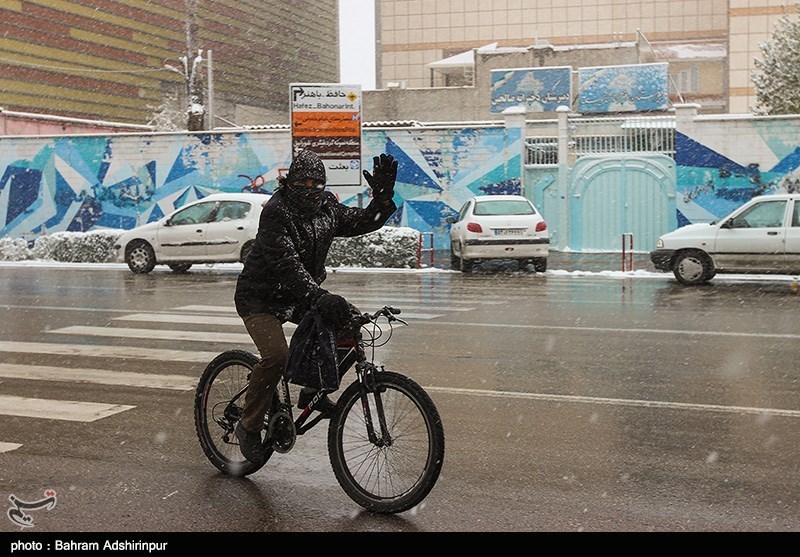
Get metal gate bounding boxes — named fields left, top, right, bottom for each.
left=569, top=154, right=676, bottom=252
left=525, top=113, right=677, bottom=251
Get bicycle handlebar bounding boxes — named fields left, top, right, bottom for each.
left=356, top=305, right=408, bottom=326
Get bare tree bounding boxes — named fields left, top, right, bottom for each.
left=164, top=0, right=205, bottom=130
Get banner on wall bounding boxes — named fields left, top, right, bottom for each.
left=490, top=67, right=572, bottom=113
left=290, top=83, right=362, bottom=186
left=577, top=62, right=669, bottom=113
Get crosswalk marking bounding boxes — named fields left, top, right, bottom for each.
left=174, top=303, right=455, bottom=317
left=114, top=311, right=444, bottom=325
left=0, top=341, right=218, bottom=363
left=0, top=363, right=196, bottom=391
left=0, top=395, right=134, bottom=422
left=0, top=442, right=22, bottom=453
left=174, top=305, right=236, bottom=313
left=49, top=325, right=255, bottom=344
left=2, top=288, right=475, bottom=441
left=114, top=313, right=244, bottom=326
left=175, top=298, right=495, bottom=315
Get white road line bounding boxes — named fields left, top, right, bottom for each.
left=0, top=341, right=218, bottom=363
left=425, top=387, right=800, bottom=418
left=348, top=296, right=498, bottom=305
left=414, top=321, right=800, bottom=339
left=175, top=298, right=492, bottom=314
left=116, top=310, right=444, bottom=323
left=369, top=311, right=444, bottom=319
left=0, top=442, right=22, bottom=453
left=114, top=313, right=244, bottom=326
left=174, top=305, right=237, bottom=313
left=0, top=395, right=134, bottom=422
left=0, top=363, right=196, bottom=391
left=49, top=326, right=257, bottom=344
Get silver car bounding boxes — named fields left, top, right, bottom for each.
left=448, top=194, right=550, bottom=273
left=115, top=192, right=270, bottom=274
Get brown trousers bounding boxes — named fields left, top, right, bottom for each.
left=239, top=313, right=288, bottom=433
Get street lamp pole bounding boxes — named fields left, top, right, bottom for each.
left=206, top=49, right=214, bottom=130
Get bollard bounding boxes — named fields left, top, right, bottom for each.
left=622, top=233, right=634, bottom=272
left=417, top=232, right=435, bottom=268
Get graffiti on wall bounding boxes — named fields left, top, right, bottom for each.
left=0, top=132, right=284, bottom=239
left=0, top=126, right=523, bottom=250
left=364, top=127, right=523, bottom=248
left=675, top=127, right=800, bottom=226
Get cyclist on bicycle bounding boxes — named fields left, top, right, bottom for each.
left=233, top=148, right=398, bottom=463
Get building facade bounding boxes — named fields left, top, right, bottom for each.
left=376, top=0, right=797, bottom=114
left=0, top=0, right=339, bottom=127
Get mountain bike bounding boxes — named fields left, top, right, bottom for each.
left=193, top=306, right=445, bottom=514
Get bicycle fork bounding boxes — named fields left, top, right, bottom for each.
left=356, top=362, right=393, bottom=447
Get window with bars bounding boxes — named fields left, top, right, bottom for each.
left=525, top=137, right=558, bottom=165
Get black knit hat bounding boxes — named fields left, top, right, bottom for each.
left=286, top=149, right=326, bottom=185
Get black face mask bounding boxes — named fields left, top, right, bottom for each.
left=284, top=183, right=325, bottom=213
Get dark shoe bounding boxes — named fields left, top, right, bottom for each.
left=297, top=388, right=337, bottom=418
left=234, top=422, right=266, bottom=463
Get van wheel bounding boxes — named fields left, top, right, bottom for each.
left=126, top=241, right=156, bottom=274
left=673, top=250, right=714, bottom=285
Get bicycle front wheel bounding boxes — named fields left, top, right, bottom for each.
left=194, top=350, right=272, bottom=477
left=327, top=371, right=445, bottom=514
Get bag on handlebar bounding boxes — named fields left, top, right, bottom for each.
left=284, top=306, right=340, bottom=392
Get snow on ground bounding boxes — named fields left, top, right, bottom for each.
left=1, top=259, right=798, bottom=284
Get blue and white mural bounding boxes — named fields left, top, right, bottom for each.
left=0, top=125, right=523, bottom=250
left=675, top=120, right=800, bottom=226
left=0, top=132, right=285, bottom=237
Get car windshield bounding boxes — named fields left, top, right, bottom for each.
left=473, top=200, right=534, bottom=216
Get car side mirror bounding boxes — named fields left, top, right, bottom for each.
left=164, top=218, right=173, bottom=227
left=720, top=219, right=732, bottom=229
left=445, top=217, right=456, bottom=224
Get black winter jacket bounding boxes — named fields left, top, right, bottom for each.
left=234, top=188, right=397, bottom=322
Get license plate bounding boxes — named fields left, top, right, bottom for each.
left=494, top=228, right=524, bottom=236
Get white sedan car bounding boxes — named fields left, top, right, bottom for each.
left=447, top=194, right=550, bottom=273
left=650, top=193, right=800, bottom=285
left=115, top=192, right=270, bottom=273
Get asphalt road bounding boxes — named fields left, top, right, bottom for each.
left=1, top=263, right=799, bottom=538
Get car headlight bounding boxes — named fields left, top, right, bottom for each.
left=656, top=239, right=664, bottom=249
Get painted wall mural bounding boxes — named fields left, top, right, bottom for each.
left=7, top=115, right=795, bottom=255
left=364, top=127, right=523, bottom=249
left=675, top=119, right=800, bottom=227
left=0, top=125, right=523, bottom=250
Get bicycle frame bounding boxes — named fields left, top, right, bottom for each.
left=281, top=306, right=405, bottom=439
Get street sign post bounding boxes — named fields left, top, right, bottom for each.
left=289, top=83, right=362, bottom=189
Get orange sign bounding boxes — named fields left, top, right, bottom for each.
left=292, top=111, right=361, bottom=137
left=290, top=83, right=362, bottom=186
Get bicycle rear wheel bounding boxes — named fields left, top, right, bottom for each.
left=327, top=371, right=445, bottom=514
left=194, top=349, right=273, bottom=477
